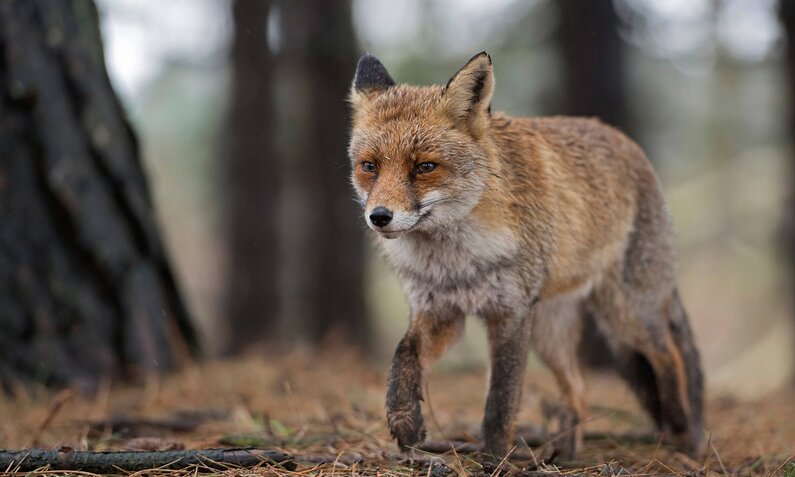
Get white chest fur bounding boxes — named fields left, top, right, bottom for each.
left=380, top=223, right=523, bottom=315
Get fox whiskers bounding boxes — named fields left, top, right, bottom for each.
left=418, top=196, right=447, bottom=211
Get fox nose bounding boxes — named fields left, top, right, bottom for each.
left=369, top=206, right=393, bottom=227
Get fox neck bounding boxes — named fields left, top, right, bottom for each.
left=378, top=204, right=521, bottom=316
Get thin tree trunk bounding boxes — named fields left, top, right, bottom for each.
left=0, top=0, right=197, bottom=389
left=558, top=0, right=627, bottom=131
left=278, top=0, right=369, bottom=347
left=558, top=0, right=626, bottom=368
left=222, top=0, right=280, bottom=353
left=778, top=0, right=795, bottom=385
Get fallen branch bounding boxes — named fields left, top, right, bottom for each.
left=0, top=448, right=295, bottom=473
left=415, top=440, right=479, bottom=454
left=84, top=409, right=229, bottom=438
left=85, top=417, right=202, bottom=437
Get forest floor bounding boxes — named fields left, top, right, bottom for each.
left=1, top=349, right=793, bottom=476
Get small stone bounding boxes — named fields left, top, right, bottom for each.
left=429, top=463, right=453, bottom=477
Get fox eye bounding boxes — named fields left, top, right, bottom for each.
left=361, top=161, right=377, bottom=173
left=415, top=162, right=436, bottom=174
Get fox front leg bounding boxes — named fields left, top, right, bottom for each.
left=482, top=310, right=534, bottom=458
left=386, top=309, right=464, bottom=451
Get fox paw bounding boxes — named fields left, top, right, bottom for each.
left=553, top=409, right=582, bottom=461
left=552, top=434, right=579, bottom=462
left=667, top=429, right=703, bottom=458
left=387, top=402, right=426, bottom=451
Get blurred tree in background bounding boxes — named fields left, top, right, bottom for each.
left=557, top=0, right=625, bottom=369
left=222, top=0, right=279, bottom=353
left=778, top=0, right=795, bottom=383
left=558, top=0, right=626, bottom=132
left=222, top=0, right=369, bottom=352
left=0, top=0, right=197, bottom=389
left=277, top=0, right=369, bottom=348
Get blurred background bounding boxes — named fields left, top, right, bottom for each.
left=5, top=0, right=791, bottom=396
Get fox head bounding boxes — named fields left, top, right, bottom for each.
left=348, top=52, right=495, bottom=239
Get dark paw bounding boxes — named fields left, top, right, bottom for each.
left=553, top=410, right=582, bottom=460
left=669, top=428, right=703, bottom=458
left=387, top=401, right=426, bottom=450
left=551, top=437, right=578, bottom=462
left=481, top=434, right=509, bottom=461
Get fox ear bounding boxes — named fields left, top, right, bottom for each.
left=350, top=54, right=394, bottom=108
left=442, top=52, right=494, bottom=136
left=354, top=54, right=395, bottom=92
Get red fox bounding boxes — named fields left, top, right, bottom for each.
left=348, top=52, right=703, bottom=459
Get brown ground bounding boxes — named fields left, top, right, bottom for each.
left=1, top=350, right=793, bottom=476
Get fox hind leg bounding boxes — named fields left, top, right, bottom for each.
left=531, top=296, right=587, bottom=460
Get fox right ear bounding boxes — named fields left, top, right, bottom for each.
left=350, top=54, right=394, bottom=107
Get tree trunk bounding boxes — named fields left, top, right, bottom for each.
left=779, top=0, right=795, bottom=385
left=558, top=0, right=626, bottom=368
left=0, top=0, right=197, bottom=390
left=278, top=0, right=369, bottom=347
left=221, top=0, right=281, bottom=353
left=558, top=0, right=626, bottom=131
left=222, top=0, right=368, bottom=351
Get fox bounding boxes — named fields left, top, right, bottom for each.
left=347, top=52, right=704, bottom=460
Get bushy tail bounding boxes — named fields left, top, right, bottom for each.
left=667, top=288, right=704, bottom=432
left=581, top=289, right=704, bottom=447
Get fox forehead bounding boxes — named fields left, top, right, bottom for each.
left=349, top=86, right=454, bottom=154
left=349, top=87, right=469, bottom=163
left=352, top=84, right=445, bottom=123
left=349, top=120, right=449, bottom=162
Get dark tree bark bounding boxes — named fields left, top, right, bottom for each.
left=558, top=0, right=626, bottom=368
left=277, top=0, right=369, bottom=347
left=222, top=0, right=368, bottom=351
left=222, top=0, right=280, bottom=352
left=0, top=0, right=197, bottom=389
left=558, top=0, right=627, bottom=131
left=778, top=0, right=795, bottom=385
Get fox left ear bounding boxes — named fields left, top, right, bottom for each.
left=354, top=54, right=395, bottom=92
left=442, top=52, right=494, bottom=137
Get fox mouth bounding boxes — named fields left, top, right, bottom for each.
left=375, top=222, right=418, bottom=239
left=378, top=230, right=407, bottom=239
left=373, top=211, right=430, bottom=238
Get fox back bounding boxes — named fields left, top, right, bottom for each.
left=348, top=53, right=703, bottom=460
